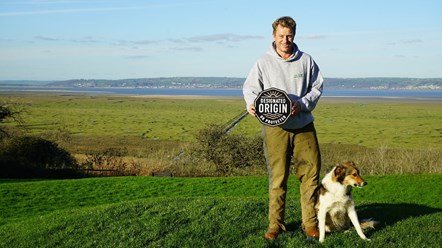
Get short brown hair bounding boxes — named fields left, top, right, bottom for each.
left=272, top=16, right=296, bottom=35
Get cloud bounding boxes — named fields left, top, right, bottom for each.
left=131, top=40, right=157, bottom=45
left=299, top=35, right=327, bottom=40
left=0, top=2, right=203, bottom=17
left=31, top=32, right=261, bottom=56
left=401, top=39, right=422, bottom=44
left=15, top=0, right=87, bottom=4
left=126, top=33, right=263, bottom=49
left=70, top=36, right=100, bottom=43
left=124, top=55, right=151, bottom=60
left=0, top=6, right=142, bottom=16
left=167, top=38, right=183, bottom=44
left=34, top=35, right=59, bottom=41
left=35, top=35, right=100, bottom=43
left=387, top=39, right=423, bottom=46
left=185, top=33, right=264, bottom=43
left=169, top=46, right=203, bottom=52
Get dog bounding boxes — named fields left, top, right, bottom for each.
left=316, top=161, right=378, bottom=243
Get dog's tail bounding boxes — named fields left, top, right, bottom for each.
left=360, top=218, right=379, bottom=229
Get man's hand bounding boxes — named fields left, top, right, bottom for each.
left=248, top=104, right=256, bottom=116
left=291, top=101, right=301, bottom=116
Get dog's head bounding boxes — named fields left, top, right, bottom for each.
left=333, top=161, right=367, bottom=188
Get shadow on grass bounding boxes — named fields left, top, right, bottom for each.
left=286, top=221, right=303, bottom=232
left=284, top=203, right=441, bottom=234
left=358, top=203, right=442, bottom=229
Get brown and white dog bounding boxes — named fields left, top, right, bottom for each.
left=316, top=161, right=377, bottom=243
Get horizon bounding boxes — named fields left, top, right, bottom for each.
left=2, top=76, right=442, bottom=83
left=1, top=0, right=441, bottom=80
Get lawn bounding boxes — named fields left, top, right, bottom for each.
left=1, top=175, right=441, bottom=247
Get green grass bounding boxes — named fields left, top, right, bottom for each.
left=3, top=95, right=441, bottom=149
left=1, top=95, right=441, bottom=246
left=313, top=101, right=442, bottom=148
left=2, top=94, right=440, bottom=175
left=4, top=95, right=245, bottom=141
left=0, top=95, right=442, bottom=176
left=1, top=175, right=441, bottom=247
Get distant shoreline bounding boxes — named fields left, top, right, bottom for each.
left=0, top=88, right=441, bottom=103
left=123, top=94, right=442, bottom=103
left=1, top=93, right=442, bottom=103
left=2, top=77, right=441, bottom=90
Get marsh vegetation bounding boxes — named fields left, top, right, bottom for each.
left=1, top=94, right=441, bottom=177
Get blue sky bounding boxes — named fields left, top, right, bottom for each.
left=0, top=0, right=441, bottom=80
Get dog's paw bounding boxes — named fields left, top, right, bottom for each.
left=364, top=238, right=372, bottom=242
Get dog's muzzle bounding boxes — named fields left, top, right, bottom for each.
left=354, top=181, right=368, bottom=187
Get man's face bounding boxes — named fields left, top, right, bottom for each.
left=273, top=25, right=294, bottom=58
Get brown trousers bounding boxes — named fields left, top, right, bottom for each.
left=263, top=122, right=321, bottom=232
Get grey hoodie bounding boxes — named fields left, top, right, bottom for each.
left=243, top=42, right=324, bottom=129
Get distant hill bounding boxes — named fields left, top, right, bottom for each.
left=1, top=77, right=441, bottom=90
left=0, top=80, right=52, bottom=86
left=46, top=77, right=245, bottom=88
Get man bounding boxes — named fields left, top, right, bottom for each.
left=243, top=16, right=324, bottom=240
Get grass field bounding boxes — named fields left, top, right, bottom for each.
left=314, top=100, right=442, bottom=149
left=2, top=94, right=441, bottom=149
left=1, top=175, right=441, bottom=247
left=2, top=94, right=441, bottom=176
left=3, top=95, right=245, bottom=141
left=1, top=94, right=441, bottom=247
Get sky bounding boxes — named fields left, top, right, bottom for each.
left=0, top=0, right=441, bottom=80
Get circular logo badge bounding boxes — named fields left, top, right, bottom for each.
left=254, top=87, right=292, bottom=127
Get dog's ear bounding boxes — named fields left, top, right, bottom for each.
left=334, top=165, right=346, bottom=182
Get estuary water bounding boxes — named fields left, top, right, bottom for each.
left=0, top=86, right=441, bottom=99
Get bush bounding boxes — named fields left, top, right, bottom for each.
left=0, top=105, right=14, bottom=139
left=190, top=124, right=265, bottom=175
left=0, top=136, right=78, bottom=178
left=81, top=147, right=130, bottom=176
left=185, top=124, right=442, bottom=177
left=5, top=136, right=77, bottom=169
